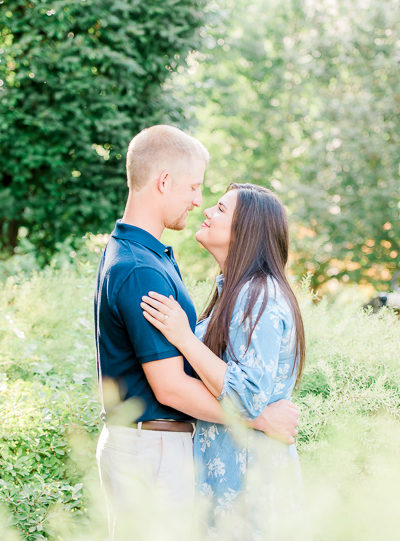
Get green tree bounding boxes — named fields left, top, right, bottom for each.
left=0, top=0, right=206, bottom=261
left=176, top=0, right=400, bottom=289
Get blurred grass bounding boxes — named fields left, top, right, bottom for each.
left=0, top=239, right=399, bottom=539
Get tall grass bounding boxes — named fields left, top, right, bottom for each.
left=0, top=255, right=399, bottom=539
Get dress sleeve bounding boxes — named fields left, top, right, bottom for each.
left=217, top=288, right=284, bottom=419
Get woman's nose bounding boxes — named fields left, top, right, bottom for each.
left=204, top=207, right=212, bottom=219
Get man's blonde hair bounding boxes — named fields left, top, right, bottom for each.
left=126, top=125, right=209, bottom=191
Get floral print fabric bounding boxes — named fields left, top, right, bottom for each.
left=193, top=275, right=301, bottom=517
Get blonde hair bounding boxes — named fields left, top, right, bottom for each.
left=126, top=125, right=209, bottom=191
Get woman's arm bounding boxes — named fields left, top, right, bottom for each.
left=141, top=292, right=227, bottom=396
left=177, top=333, right=227, bottom=397
left=141, top=289, right=284, bottom=417
left=214, top=291, right=284, bottom=419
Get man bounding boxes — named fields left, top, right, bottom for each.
left=94, top=125, right=299, bottom=537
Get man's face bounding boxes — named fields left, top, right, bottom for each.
left=164, top=158, right=206, bottom=231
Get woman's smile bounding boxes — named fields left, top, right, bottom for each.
left=195, top=189, right=237, bottom=271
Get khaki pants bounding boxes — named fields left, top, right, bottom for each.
left=96, top=424, right=195, bottom=540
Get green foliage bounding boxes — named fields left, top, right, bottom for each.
left=0, top=259, right=100, bottom=539
left=0, top=0, right=207, bottom=260
left=174, top=0, right=400, bottom=288
left=293, top=276, right=400, bottom=449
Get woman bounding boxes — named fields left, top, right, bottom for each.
left=141, top=183, right=305, bottom=534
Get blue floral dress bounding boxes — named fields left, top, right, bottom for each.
left=193, top=275, right=301, bottom=524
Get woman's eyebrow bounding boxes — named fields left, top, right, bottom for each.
left=218, top=201, right=228, bottom=209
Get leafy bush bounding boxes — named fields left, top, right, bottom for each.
left=0, top=258, right=99, bottom=539
left=0, top=0, right=207, bottom=259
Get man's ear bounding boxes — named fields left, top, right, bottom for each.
left=156, top=170, right=169, bottom=193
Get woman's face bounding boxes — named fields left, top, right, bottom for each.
left=195, top=189, right=238, bottom=267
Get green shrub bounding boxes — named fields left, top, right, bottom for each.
left=0, top=257, right=99, bottom=539
left=0, top=0, right=207, bottom=259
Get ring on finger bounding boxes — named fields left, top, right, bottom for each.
left=163, top=314, right=169, bottom=321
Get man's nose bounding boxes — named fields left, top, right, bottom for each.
left=193, top=191, right=202, bottom=208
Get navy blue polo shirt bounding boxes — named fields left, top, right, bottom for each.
left=94, top=221, right=197, bottom=422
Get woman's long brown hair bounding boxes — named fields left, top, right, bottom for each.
left=199, top=183, right=305, bottom=385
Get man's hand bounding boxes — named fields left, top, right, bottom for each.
left=251, top=399, right=299, bottom=444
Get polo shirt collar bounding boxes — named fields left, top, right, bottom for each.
left=111, top=220, right=173, bottom=258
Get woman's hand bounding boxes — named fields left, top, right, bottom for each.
left=141, top=291, right=193, bottom=350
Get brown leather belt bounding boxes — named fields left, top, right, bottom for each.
left=130, top=420, right=194, bottom=433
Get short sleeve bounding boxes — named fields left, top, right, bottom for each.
left=218, top=287, right=284, bottom=419
left=116, top=266, right=181, bottom=363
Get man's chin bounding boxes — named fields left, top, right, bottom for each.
left=167, top=219, right=186, bottom=231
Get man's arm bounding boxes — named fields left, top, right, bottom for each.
left=142, top=356, right=299, bottom=443
left=142, top=355, right=224, bottom=423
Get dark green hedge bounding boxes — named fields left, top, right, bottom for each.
left=0, top=0, right=206, bottom=261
